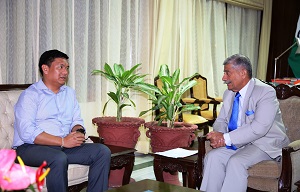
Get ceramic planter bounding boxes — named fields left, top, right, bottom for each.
left=144, top=121, right=197, bottom=153
left=92, top=116, right=144, bottom=148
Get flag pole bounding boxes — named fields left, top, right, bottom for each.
left=273, top=39, right=299, bottom=84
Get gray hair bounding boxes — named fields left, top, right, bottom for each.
left=223, top=54, right=252, bottom=78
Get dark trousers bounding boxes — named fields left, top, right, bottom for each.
left=16, top=143, right=111, bottom=192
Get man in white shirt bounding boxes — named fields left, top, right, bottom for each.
left=13, top=49, right=111, bottom=192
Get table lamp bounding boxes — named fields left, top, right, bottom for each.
left=273, top=37, right=300, bottom=84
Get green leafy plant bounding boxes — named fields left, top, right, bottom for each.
left=92, top=63, right=159, bottom=122
left=139, top=64, right=200, bottom=128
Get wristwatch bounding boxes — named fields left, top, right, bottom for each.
left=76, top=127, right=86, bottom=135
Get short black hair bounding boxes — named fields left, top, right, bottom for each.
left=38, top=49, right=69, bottom=76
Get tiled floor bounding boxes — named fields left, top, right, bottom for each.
left=131, top=152, right=183, bottom=183
left=131, top=153, right=156, bottom=182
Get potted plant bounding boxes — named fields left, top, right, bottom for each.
left=92, top=63, right=159, bottom=188
left=91, top=63, right=159, bottom=148
left=140, top=64, right=200, bottom=152
left=139, top=64, right=201, bottom=186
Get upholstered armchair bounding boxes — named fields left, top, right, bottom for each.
left=182, top=74, right=222, bottom=126
left=197, top=84, right=300, bottom=192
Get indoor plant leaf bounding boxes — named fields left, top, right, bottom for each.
left=92, top=63, right=159, bottom=122
left=139, top=64, right=200, bottom=128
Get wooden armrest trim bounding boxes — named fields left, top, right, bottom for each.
left=288, top=140, right=300, bottom=151
left=182, top=97, right=196, bottom=103
left=279, top=146, right=294, bottom=191
left=88, top=136, right=104, bottom=144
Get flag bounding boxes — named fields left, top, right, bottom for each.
left=288, top=15, right=300, bottom=78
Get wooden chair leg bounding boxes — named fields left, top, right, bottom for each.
left=203, top=124, right=209, bottom=135
left=182, top=172, right=187, bottom=187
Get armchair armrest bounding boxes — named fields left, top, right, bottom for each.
left=279, top=140, right=300, bottom=192
left=197, top=135, right=213, bottom=187
left=183, top=97, right=212, bottom=103
left=190, top=98, right=220, bottom=118
left=182, top=97, right=219, bottom=104
left=88, top=136, right=104, bottom=144
left=288, top=140, right=300, bottom=150
left=214, top=97, right=223, bottom=103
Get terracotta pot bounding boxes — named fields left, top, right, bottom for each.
left=92, top=116, right=144, bottom=188
left=92, top=116, right=144, bottom=148
left=145, top=121, right=197, bottom=186
left=144, top=121, right=197, bottom=153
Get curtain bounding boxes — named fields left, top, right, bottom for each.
left=225, top=4, right=262, bottom=93
left=0, top=0, right=264, bottom=135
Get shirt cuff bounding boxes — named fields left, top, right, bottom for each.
left=223, top=133, right=232, bottom=146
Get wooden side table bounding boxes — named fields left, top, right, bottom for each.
left=106, top=144, right=136, bottom=185
left=153, top=153, right=199, bottom=189
left=295, top=180, right=300, bottom=192
left=152, top=141, right=200, bottom=189
left=89, top=136, right=136, bottom=186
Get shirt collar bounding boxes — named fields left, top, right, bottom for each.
left=238, top=78, right=253, bottom=98
left=36, top=79, right=67, bottom=93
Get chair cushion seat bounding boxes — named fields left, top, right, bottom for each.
left=67, top=164, right=89, bottom=186
left=248, top=160, right=281, bottom=179
left=248, top=176, right=278, bottom=192
left=182, top=113, right=208, bottom=124
left=200, top=111, right=219, bottom=121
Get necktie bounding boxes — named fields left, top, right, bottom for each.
left=226, top=92, right=241, bottom=150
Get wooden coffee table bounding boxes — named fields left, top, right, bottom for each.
left=105, top=179, right=199, bottom=192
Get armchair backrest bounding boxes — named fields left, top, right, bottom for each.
left=190, top=74, right=209, bottom=110
left=154, top=75, right=163, bottom=90
left=0, top=84, right=31, bottom=149
left=275, top=84, right=300, bottom=142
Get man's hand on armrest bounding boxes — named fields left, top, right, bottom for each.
left=206, top=131, right=225, bottom=148
left=71, top=124, right=85, bottom=132
left=34, top=131, right=85, bottom=148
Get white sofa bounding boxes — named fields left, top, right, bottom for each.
left=0, top=84, right=89, bottom=192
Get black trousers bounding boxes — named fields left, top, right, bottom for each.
left=16, top=143, right=111, bottom=192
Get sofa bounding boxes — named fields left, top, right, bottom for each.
left=197, top=83, right=300, bottom=192
left=0, top=84, right=89, bottom=192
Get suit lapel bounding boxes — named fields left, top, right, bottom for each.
left=241, top=79, right=256, bottom=124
